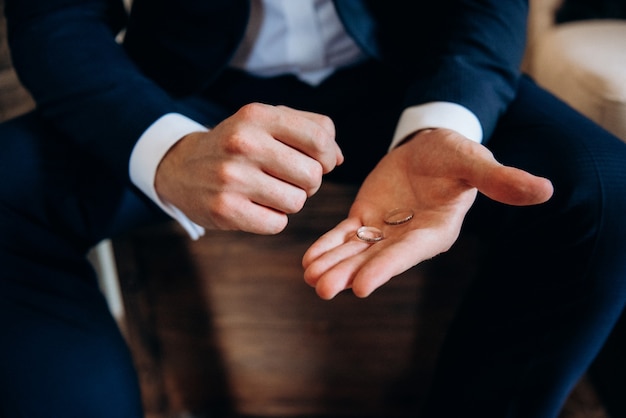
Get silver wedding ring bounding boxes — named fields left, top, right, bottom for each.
left=355, top=208, right=414, bottom=242
left=356, top=226, right=384, bottom=243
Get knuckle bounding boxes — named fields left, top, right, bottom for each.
left=205, top=194, right=233, bottom=225
left=302, top=165, right=323, bottom=195
left=311, top=123, right=334, bottom=148
left=223, top=132, right=253, bottom=155
left=286, top=189, right=308, bottom=213
left=308, top=123, right=336, bottom=169
left=237, top=102, right=269, bottom=121
left=317, top=114, right=335, bottom=137
left=266, top=217, right=289, bottom=235
left=274, top=189, right=306, bottom=215
left=212, top=162, right=239, bottom=187
left=307, top=161, right=324, bottom=180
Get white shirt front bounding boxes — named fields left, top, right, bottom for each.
left=229, top=0, right=367, bottom=85
left=129, top=0, right=483, bottom=239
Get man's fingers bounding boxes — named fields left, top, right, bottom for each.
left=449, top=136, right=554, bottom=206
left=270, top=105, right=344, bottom=172
left=491, top=166, right=554, bottom=205
left=257, top=141, right=325, bottom=197
left=245, top=171, right=309, bottom=214
left=230, top=103, right=343, bottom=194
left=201, top=192, right=290, bottom=235
left=475, top=163, right=554, bottom=206
left=302, top=218, right=361, bottom=270
left=307, top=225, right=455, bottom=300
left=303, top=239, right=370, bottom=288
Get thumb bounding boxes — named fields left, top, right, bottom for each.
left=474, top=163, right=554, bottom=206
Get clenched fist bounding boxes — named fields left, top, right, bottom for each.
left=155, top=103, right=344, bottom=234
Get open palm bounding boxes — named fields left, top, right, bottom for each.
left=303, top=129, right=554, bottom=299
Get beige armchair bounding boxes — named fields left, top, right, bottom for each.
left=0, top=3, right=33, bottom=121
left=525, top=0, right=626, bottom=142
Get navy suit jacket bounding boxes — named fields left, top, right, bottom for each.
left=4, top=0, right=528, bottom=184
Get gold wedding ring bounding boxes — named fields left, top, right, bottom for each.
left=384, top=208, right=414, bottom=225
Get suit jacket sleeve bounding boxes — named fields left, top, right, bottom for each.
left=3, top=0, right=201, bottom=183
left=345, top=0, right=529, bottom=141
left=412, top=0, right=529, bottom=141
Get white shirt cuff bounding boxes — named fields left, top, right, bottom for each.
left=390, top=102, right=483, bottom=151
left=129, top=113, right=209, bottom=240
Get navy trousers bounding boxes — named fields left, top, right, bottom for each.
left=2, top=61, right=626, bottom=417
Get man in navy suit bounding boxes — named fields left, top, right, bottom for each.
left=1, top=0, right=626, bottom=417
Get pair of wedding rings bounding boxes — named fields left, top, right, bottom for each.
left=356, top=208, right=414, bottom=243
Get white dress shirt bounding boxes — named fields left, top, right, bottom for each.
left=129, top=0, right=483, bottom=239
